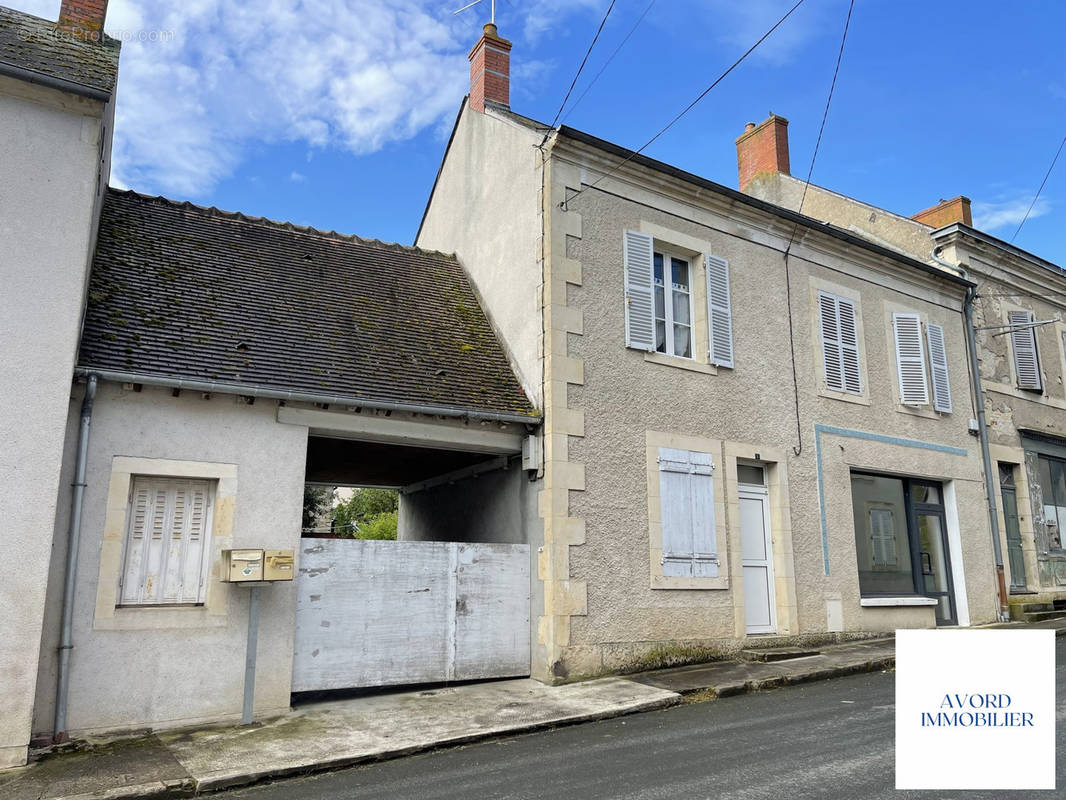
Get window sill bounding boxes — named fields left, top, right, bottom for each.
left=643, top=350, right=717, bottom=375
left=94, top=602, right=229, bottom=631
left=818, top=387, right=870, bottom=406
left=860, top=596, right=938, bottom=607
left=651, top=574, right=729, bottom=590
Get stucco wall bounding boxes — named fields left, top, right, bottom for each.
left=415, top=105, right=544, bottom=407
left=32, top=382, right=308, bottom=738
left=398, top=463, right=527, bottom=544
left=0, top=78, right=108, bottom=767
left=549, top=160, right=995, bottom=677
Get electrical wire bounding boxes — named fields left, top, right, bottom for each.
left=559, top=0, right=658, bottom=124
left=560, top=0, right=809, bottom=208
left=1011, top=133, right=1066, bottom=243
left=540, top=0, right=617, bottom=147
left=782, top=0, right=855, bottom=457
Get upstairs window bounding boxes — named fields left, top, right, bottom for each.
left=818, top=291, right=862, bottom=395
left=891, top=313, right=953, bottom=413
left=1009, top=310, right=1043, bottom=391
left=653, top=252, right=693, bottom=358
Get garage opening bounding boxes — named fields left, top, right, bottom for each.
left=291, top=434, right=532, bottom=695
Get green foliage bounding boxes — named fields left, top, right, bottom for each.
left=302, top=485, right=334, bottom=530
left=332, top=488, right=399, bottom=539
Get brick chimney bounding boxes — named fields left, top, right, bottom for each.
left=468, top=23, right=512, bottom=113
left=911, top=196, right=972, bottom=229
left=736, top=115, right=790, bottom=192
left=58, top=0, right=109, bottom=40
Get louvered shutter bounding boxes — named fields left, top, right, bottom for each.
left=869, top=508, right=896, bottom=567
left=624, top=230, right=656, bottom=351
left=705, top=254, right=734, bottom=368
left=893, top=313, right=929, bottom=406
left=819, top=292, right=862, bottom=394
left=926, top=323, right=953, bottom=413
left=658, top=448, right=719, bottom=578
left=1009, top=310, right=1042, bottom=391
left=120, top=478, right=212, bottom=605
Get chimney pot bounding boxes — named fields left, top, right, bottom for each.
left=468, top=24, right=512, bottom=113
left=58, top=0, right=110, bottom=41
left=736, top=115, right=790, bottom=192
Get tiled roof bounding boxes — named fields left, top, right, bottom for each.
left=79, top=189, right=538, bottom=419
left=0, top=6, right=119, bottom=95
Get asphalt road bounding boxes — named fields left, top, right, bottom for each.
left=224, top=637, right=1064, bottom=800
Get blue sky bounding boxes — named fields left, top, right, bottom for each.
left=13, top=0, right=1066, bottom=263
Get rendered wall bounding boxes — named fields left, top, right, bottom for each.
left=545, top=152, right=996, bottom=678
left=32, top=382, right=308, bottom=738
left=398, top=463, right=527, bottom=544
left=0, top=78, right=107, bottom=767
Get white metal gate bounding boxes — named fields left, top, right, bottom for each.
left=291, top=538, right=530, bottom=692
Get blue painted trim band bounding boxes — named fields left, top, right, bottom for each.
left=814, top=424, right=969, bottom=575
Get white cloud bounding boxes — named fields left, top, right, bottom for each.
left=973, top=194, right=1050, bottom=232
left=289, top=171, right=306, bottom=183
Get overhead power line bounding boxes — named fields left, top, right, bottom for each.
left=541, top=0, right=617, bottom=147
left=560, top=0, right=809, bottom=208
left=560, top=0, right=658, bottom=124
left=1011, top=133, right=1066, bottom=243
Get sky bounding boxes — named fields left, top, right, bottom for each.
left=11, top=0, right=1066, bottom=263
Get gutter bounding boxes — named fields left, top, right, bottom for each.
left=932, top=247, right=1010, bottom=621
left=73, top=367, right=541, bottom=427
left=556, top=126, right=976, bottom=291
left=0, top=61, right=110, bottom=101
left=54, top=374, right=97, bottom=743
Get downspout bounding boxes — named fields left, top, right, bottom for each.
left=932, top=248, right=1010, bottom=622
left=54, top=375, right=98, bottom=743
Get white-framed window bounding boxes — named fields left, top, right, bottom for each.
left=119, top=477, right=214, bottom=605
left=818, top=291, right=862, bottom=394
left=658, top=447, right=719, bottom=577
left=1009, top=310, right=1043, bottom=391
left=653, top=251, right=694, bottom=358
left=890, top=312, right=953, bottom=413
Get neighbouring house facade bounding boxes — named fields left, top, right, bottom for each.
left=738, top=114, right=1066, bottom=613
left=418, top=23, right=1000, bottom=681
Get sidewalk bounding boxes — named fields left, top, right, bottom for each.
left=3, top=623, right=1063, bottom=800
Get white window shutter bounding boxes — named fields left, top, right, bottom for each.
left=893, top=313, right=929, bottom=406
left=120, top=478, right=212, bottom=605
left=837, top=297, right=862, bottom=394
left=623, top=230, right=656, bottom=351
left=819, top=292, right=844, bottom=391
left=658, top=448, right=719, bottom=578
left=869, top=508, right=896, bottom=567
left=926, top=322, right=953, bottom=413
left=1009, top=310, right=1042, bottom=391
left=705, top=254, right=734, bottom=368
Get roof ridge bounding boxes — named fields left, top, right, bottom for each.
left=105, top=186, right=457, bottom=260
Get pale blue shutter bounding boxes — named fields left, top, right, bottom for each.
left=624, top=230, right=655, bottom=351
left=705, top=254, right=734, bottom=368
left=1009, top=310, right=1042, bottom=390
left=926, top=323, right=952, bottom=413
left=893, top=312, right=929, bottom=405
left=658, top=448, right=719, bottom=578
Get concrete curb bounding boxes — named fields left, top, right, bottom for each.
left=693, top=656, right=897, bottom=700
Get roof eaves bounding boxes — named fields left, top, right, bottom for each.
left=556, top=125, right=974, bottom=289
left=0, top=59, right=109, bottom=100
left=931, top=222, right=1065, bottom=276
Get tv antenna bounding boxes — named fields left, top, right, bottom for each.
left=453, top=0, right=496, bottom=24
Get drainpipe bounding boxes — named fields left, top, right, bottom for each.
left=54, top=374, right=98, bottom=743
left=933, top=249, right=1010, bottom=622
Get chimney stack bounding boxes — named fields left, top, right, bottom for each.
left=58, top=0, right=109, bottom=40
left=468, top=23, right=512, bottom=113
left=911, top=196, right=972, bottom=229
left=736, top=115, right=791, bottom=192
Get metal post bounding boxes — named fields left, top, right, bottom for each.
left=242, top=585, right=261, bottom=724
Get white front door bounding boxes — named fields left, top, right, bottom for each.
left=739, top=484, right=777, bottom=634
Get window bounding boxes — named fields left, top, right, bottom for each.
left=623, top=229, right=733, bottom=366
left=1035, top=455, right=1066, bottom=550
left=119, top=477, right=214, bottom=605
left=653, top=252, right=693, bottom=358
left=658, top=447, right=719, bottom=577
left=1009, top=310, right=1042, bottom=391
left=891, top=313, right=953, bottom=413
left=850, top=473, right=956, bottom=625
left=818, top=291, right=862, bottom=394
